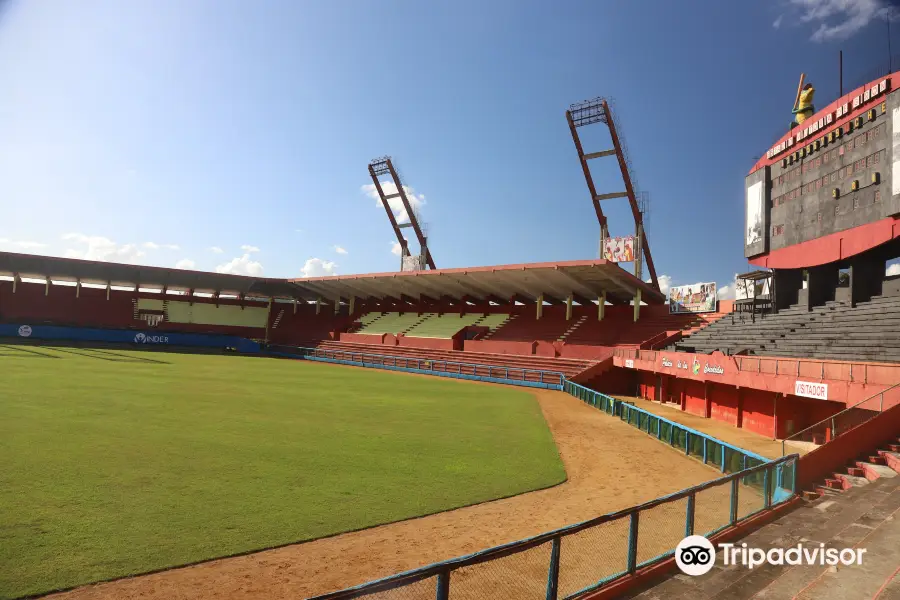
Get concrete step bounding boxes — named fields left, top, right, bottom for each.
left=878, top=450, right=900, bottom=473
left=854, top=460, right=898, bottom=480
left=834, top=473, right=870, bottom=488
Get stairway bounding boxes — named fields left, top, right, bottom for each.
left=558, top=315, right=587, bottom=342
left=802, top=436, right=900, bottom=500
left=272, top=309, right=285, bottom=330
left=402, top=313, right=435, bottom=335
left=482, top=314, right=516, bottom=340
left=619, top=439, right=900, bottom=600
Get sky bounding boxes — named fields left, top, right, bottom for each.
left=1, top=0, right=899, bottom=298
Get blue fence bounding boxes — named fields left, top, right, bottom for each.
left=307, top=379, right=798, bottom=600
left=309, top=453, right=798, bottom=600
left=0, top=323, right=261, bottom=353
left=562, top=381, right=794, bottom=505
left=268, top=345, right=567, bottom=390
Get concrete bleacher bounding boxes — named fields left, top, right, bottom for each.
left=674, top=294, right=900, bottom=363
left=316, top=340, right=595, bottom=378
left=354, top=312, right=511, bottom=339
left=564, top=310, right=727, bottom=347
left=356, top=312, right=426, bottom=335
left=404, top=313, right=484, bottom=338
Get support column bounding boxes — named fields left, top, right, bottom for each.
left=736, top=387, right=744, bottom=429
left=598, top=293, right=606, bottom=320
left=264, top=297, right=273, bottom=346
left=566, top=295, right=573, bottom=321
left=633, top=288, right=641, bottom=322
left=773, top=392, right=779, bottom=440
left=106, top=281, right=111, bottom=301
left=12, top=273, right=19, bottom=293
left=349, top=296, right=356, bottom=315
left=45, top=276, right=50, bottom=296
left=600, top=223, right=609, bottom=259
left=293, top=299, right=298, bottom=314
left=334, top=298, right=340, bottom=315
left=76, top=279, right=81, bottom=298
left=536, top=294, right=544, bottom=320
left=316, top=297, right=321, bottom=315
left=634, top=222, right=644, bottom=280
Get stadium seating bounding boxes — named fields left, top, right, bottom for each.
left=267, top=302, right=353, bottom=346
left=316, top=340, right=595, bottom=378
left=356, top=312, right=426, bottom=335
left=404, top=313, right=484, bottom=338
left=674, top=295, right=900, bottom=363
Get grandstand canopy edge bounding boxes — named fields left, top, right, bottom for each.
left=289, top=260, right=664, bottom=305
left=0, top=252, right=664, bottom=305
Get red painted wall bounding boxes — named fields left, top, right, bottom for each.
left=396, top=336, right=455, bottom=351
left=709, top=383, right=738, bottom=426
left=462, top=340, right=535, bottom=356
left=683, top=381, right=707, bottom=417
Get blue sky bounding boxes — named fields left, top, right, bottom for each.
left=0, top=0, right=897, bottom=296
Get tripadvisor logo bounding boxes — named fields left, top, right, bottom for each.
left=675, top=536, right=867, bottom=576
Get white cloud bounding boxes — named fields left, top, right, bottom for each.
left=773, top=15, right=783, bottom=28
left=144, top=242, right=180, bottom=251
left=0, top=238, right=47, bottom=250
left=646, top=274, right=673, bottom=295
left=298, top=258, right=338, bottom=278
left=390, top=241, right=404, bottom=256
left=361, top=181, right=427, bottom=225
left=175, top=259, right=196, bottom=270
left=215, top=254, right=264, bottom=277
left=333, top=245, right=348, bottom=255
left=785, top=0, right=891, bottom=42
left=240, top=245, right=260, bottom=253
left=208, top=246, right=224, bottom=254
left=62, top=233, right=146, bottom=263
left=887, top=262, right=900, bottom=276
left=717, top=284, right=736, bottom=300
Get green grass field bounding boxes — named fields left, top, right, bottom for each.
left=0, top=345, right=566, bottom=599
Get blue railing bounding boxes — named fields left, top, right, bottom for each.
left=268, top=345, right=567, bottom=390
left=563, top=381, right=794, bottom=504
left=306, top=379, right=798, bottom=600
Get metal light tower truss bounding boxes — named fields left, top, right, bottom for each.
left=565, top=97, right=659, bottom=291
left=368, top=156, right=436, bottom=271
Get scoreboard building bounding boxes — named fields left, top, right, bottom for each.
left=746, top=74, right=900, bottom=309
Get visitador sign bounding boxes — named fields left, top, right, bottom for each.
left=794, top=380, right=828, bottom=400
left=766, top=79, right=889, bottom=159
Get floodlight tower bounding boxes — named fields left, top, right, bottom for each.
left=565, top=97, right=660, bottom=291
left=368, top=156, right=435, bottom=271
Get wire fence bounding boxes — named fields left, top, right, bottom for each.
left=267, top=345, right=567, bottom=389
left=307, top=380, right=798, bottom=600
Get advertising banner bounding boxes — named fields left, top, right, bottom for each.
left=669, top=282, right=717, bottom=314
left=603, top=236, right=635, bottom=262
left=735, top=276, right=771, bottom=301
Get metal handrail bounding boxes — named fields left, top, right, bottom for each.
left=781, top=381, right=900, bottom=455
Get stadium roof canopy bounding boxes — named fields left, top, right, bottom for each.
left=288, top=260, right=663, bottom=305
left=0, top=252, right=663, bottom=305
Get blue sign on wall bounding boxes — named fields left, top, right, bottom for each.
left=0, top=323, right=260, bottom=353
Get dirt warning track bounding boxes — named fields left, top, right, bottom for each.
left=47, top=390, right=724, bottom=600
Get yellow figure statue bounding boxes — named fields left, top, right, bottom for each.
left=793, top=84, right=815, bottom=125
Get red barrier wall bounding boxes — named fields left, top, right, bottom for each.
left=339, top=333, right=386, bottom=345
left=557, top=343, right=617, bottom=360
left=397, top=336, right=455, bottom=351
left=462, top=340, right=535, bottom=355
left=797, top=401, right=900, bottom=490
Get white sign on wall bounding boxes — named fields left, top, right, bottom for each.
left=625, top=359, right=635, bottom=368
left=746, top=181, right=763, bottom=246
left=794, top=380, right=828, bottom=400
